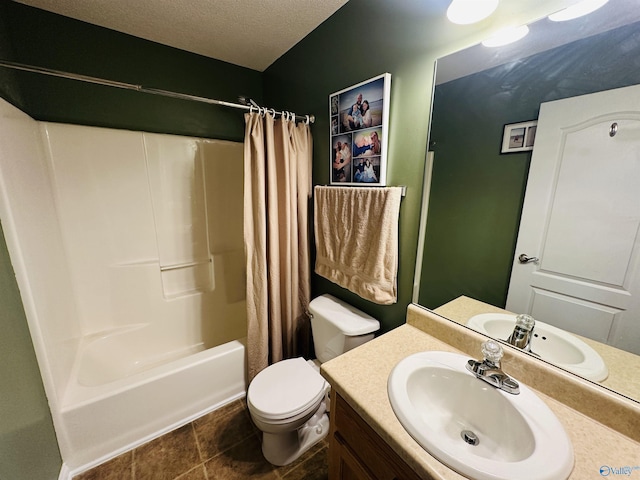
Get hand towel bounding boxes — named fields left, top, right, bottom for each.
left=314, top=186, right=402, bottom=304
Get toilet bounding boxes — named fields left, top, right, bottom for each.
left=247, top=293, right=380, bottom=466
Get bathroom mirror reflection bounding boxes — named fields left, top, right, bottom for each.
left=415, top=0, right=640, bottom=403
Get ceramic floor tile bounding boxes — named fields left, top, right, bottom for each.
left=174, top=464, right=208, bottom=480
left=72, top=451, right=133, bottom=480
left=280, top=445, right=329, bottom=480
left=133, top=424, right=201, bottom=480
left=194, top=401, right=257, bottom=461
left=70, top=398, right=329, bottom=480
left=274, top=438, right=328, bottom=478
left=204, top=434, right=278, bottom=480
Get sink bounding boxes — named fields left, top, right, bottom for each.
left=388, top=351, right=574, bottom=480
left=467, top=313, right=608, bottom=381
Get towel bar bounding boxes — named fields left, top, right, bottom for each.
left=320, top=185, right=407, bottom=197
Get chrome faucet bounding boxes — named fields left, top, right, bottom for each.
left=466, top=340, right=520, bottom=395
left=506, top=314, right=536, bottom=353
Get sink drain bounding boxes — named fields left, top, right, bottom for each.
left=461, top=430, right=479, bottom=446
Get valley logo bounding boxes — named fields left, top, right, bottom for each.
left=600, top=465, right=640, bottom=476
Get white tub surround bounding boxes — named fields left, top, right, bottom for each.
left=0, top=98, right=247, bottom=471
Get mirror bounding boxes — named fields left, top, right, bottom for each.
left=415, top=0, right=640, bottom=403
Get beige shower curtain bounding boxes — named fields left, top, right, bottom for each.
left=244, top=112, right=313, bottom=381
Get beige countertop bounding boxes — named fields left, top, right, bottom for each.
left=320, top=305, right=640, bottom=480
left=434, top=296, right=640, bottom=401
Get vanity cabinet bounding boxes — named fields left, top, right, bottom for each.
left=328, top=391, right=429, bottom=480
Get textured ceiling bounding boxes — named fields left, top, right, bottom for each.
left=13, top=0, right=349, bottom=71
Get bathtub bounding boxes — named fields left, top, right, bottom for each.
left=72, top=324, right=208, bottom=388
left=60, top=336, right=247, bottom=472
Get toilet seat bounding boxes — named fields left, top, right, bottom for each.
left=248, top=357, right=327, bottom=422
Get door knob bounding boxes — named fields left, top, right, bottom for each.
left=518, top=254, right=539, bottom=264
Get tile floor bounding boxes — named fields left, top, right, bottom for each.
left=73, top=398, right=329, bottom=480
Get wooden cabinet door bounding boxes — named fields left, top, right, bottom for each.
left=328, top=391, right=426, bottom=480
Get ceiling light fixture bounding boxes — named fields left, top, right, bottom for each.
left=482, top=24, right=530, bottom=47
left=548, top=0, right=609, bottom=22
left=446, top=0, right=499, bottom=25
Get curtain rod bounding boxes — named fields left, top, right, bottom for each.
left=0, top=60, right=315, bottom=124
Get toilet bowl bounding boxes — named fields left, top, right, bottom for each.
left=247, top=357, right=329, bottom=466
left=247, top=294, right=380, bottom=466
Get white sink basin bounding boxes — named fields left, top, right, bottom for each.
left=467, top=313, right=608, bottom=381
left=388, top=351, right=574, bottom=480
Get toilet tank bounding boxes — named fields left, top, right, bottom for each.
left=309, top=294, right=380, bottom=363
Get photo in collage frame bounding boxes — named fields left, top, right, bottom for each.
left=329, top=73, right=391, bottom=185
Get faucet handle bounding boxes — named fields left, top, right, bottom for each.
left=515, top=314, right=535, bottom=332
left=481, top=340, right=503, bottom=365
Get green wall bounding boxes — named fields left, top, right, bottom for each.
left=0, top=2, right=263, bottom=477
left=263, top=0, right=577, bottom=332
left=0, top=0, right=263, bottom=141
left=419, top=20, right=640, bottom=310
left=0, top=2, right=22, bottom=109
left=264, top=0, right=445, bottom=332
left=0, top=222, right=62, bottom=480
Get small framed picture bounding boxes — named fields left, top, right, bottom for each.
left=329, top=73, right=391, bottom=185
left=501, top=121, right=537, bottom=153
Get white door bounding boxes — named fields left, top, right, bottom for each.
left=506, top=84, right=640, bottom=355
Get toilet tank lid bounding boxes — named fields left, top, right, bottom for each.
left=309, top=294, right=380, bottom=336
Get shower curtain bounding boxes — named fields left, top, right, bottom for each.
left=244, top=112, right=312, bottom=381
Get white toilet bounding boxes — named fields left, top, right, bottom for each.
left=247, top=294, right=380, bottom=466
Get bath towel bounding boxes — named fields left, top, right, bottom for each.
left=314, top=186, right=402, bottom=304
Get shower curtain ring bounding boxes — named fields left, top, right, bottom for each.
left=291, top=112, right=296, bottom=123
left=270, top=108, right=276, bottom=118
left=305, top=115, right=310, bottom=125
